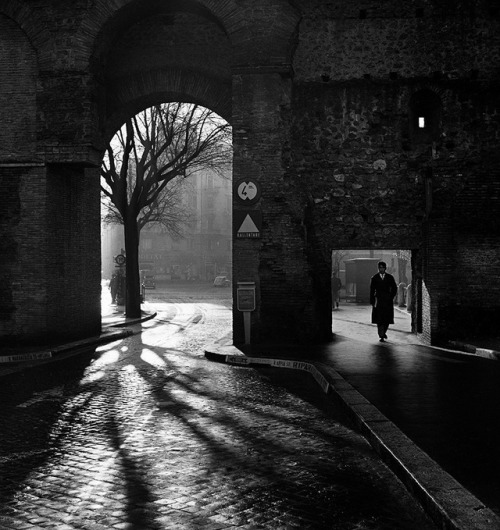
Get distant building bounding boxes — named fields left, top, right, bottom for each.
left=101, top=224, right=124, bottom=279
left=101, top=168, right=232, bottom=281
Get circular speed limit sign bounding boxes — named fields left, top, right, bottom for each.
left=115, top=254, right=126, bottom=265
left=234, top=178, right=261, bottom=206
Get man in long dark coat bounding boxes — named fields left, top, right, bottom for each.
left=370, top=261, right=398, bottom=342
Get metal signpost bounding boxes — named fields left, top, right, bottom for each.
left=114, top=252, right=126, bottom=306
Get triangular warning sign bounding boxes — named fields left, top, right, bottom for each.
left=238, top=214, right=259, bottom=234
left=234, top=210, right=262, bottom=238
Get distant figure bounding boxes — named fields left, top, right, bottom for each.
left=370, top=261, right=398, bottom=342
left=110, top=273, right=118, bottom=304
left=406, top=282, right=413, bottom=312
left=332, top=275, right=342, bottom=309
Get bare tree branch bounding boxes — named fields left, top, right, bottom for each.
left=100, top=102, right=232, bottom=317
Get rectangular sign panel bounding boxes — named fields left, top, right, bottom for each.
left=237, top=287, right=256, bottom=311
left=233, top=210, right=262, bottom=238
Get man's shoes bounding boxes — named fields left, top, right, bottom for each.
left=379, top=338, right=385, bottom=342
left=383, top=334, right=388, bottom=339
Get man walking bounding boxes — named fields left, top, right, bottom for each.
left=370, top=261, right=398, bottom=342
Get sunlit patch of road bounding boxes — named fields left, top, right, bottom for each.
left=0, top=283, right=439, bottom=530
left=141, top=302, right=206, bottom=349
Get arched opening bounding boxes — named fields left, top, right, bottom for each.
left=331, top=248, right=418, bottom=344
left=89, top=1, right=233, bottom=321
left=100, top=102, right=232, bottom=318
left=91, top=0, right=300, bottom=345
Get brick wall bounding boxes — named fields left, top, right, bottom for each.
left=232, top=71, right=324, bottom=343
left=46, top=165, right=101, bottom=342
left=0, top=15, right=37, bottom=161
left=0, top=165, right=101, bottom=345
left=7, top=166, right=49, bottom=342
left=0, top=166, right=23, bottom=338
left=1, top=0, right=499, bottom=346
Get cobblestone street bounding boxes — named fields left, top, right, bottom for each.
left=0, top=287, right=436, bottom=529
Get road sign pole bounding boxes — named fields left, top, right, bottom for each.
left=243, top=311, right=251, bottom=345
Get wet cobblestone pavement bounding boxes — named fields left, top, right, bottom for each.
left=0, top=288, right=436, bottom=529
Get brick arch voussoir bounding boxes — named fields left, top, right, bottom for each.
left=104, top=68, right=231, bottom=141
left=0, top=0, right=49, bottom=66
left=402, top=83, right=448, bottom=109
left=200, top=0, right=300, bottom=44
left=201, top=0, right=300, bottom=65
left=88, top=0, right=300, bottom=77
left=90, top=0, right=298, bottom=44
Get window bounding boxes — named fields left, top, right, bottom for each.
left=409, top=89, right=442, bottom=145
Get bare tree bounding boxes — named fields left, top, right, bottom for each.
left=101, top=102, right=232, bottom=317
left=102, top=170, right=192, bottom=238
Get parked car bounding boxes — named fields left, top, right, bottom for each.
left=213, top=275, right=230, bottom=287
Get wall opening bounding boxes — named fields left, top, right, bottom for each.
left=331, top=248, right=416, bottom=343
left=409, top=89, right=442, bottom=145
left=100, top=102, right=233, bottom=315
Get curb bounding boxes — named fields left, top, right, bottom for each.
left=101, top=309, right=157, bottom=329
left=204, top=347, right=500, bottom=530
left=0, top=312, right=157, bottom=377
left=447, top=340, right=500, bottom=361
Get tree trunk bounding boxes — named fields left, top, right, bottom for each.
left=124, top=216, right=142, bottom=318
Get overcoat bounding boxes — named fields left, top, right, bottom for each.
left=370, top=272, right=398, bottom=325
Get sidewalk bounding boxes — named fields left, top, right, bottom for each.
left=0, top=292, right=156, bottom=376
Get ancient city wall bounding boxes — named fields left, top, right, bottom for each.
left=287, top=0, right=500, bottom=341
left=0, top=0, right=499, bottom=345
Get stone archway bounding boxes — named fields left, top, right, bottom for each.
left=0, top=0, right=302, bottom=345
left=91, top=4, right=233, bottom=139
left=88, top=0, right=303, bottom=345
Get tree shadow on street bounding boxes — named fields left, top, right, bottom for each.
left=0, top=329, right=435, bottom=530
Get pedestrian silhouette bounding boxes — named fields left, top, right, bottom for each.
left=369, top=261, right=398, bottom=342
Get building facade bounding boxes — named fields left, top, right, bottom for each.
left=101, top=170, right=232, bottom=282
